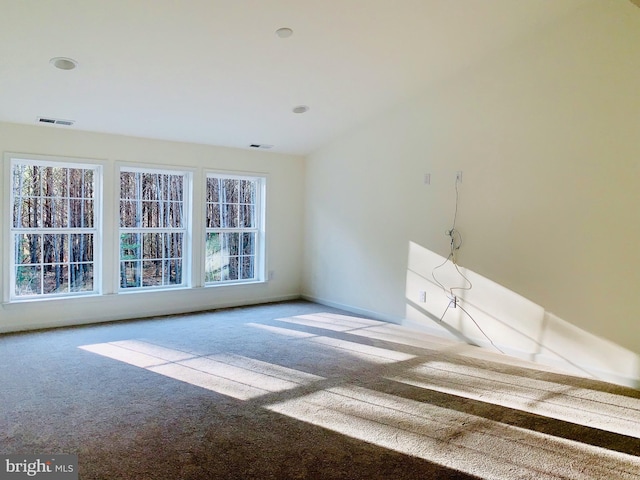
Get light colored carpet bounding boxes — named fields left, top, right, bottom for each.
left=1, top=300, right=639, bottom=479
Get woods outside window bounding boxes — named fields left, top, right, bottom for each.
left=205, top=173, right=265, bottom=284
left=119, top=167, right=191, bottom=290
left=9, top=157, right=101, bottom=299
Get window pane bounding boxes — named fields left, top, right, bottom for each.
left=12, top=164, right=25, bottom=198
left=164, top=259, right=182, bottom=285
left=121, top=261, right=141, bottom=288
left=16, top=265, right=41, bottom=296
left=68, top=199, right=94, bottom=228
left=46, top=167, right=68, bottom=197
left=43, top=264, right=69, bottom=294
left=206, top=177, right=219, bottom=202
left=16, top=234, right=41, bottom=264
left=141, top=201, right=159, bottom=227
left=166, top=233, right=183, bottom=259
left=169, top=201, right=183, bottom=228
left=223, top=232, right=239, bottom=255
left=83, top=169, right=95, bottom=198
left=241, top=203, right=255, bottom=228
left=69, top=199, right=82, bottom=227
left=16, top=165, right=41, bottom=197
left=241, top=180, right=255, bottom=204
left=206, top=233, right=221, bottom=255
left=120, top=171, right=137, bottom=199
left=43, top=234, right=69, bottom=264
left=205, top=233, right=222, bottom=281
left=223, top=179, right=239, bottom=203
left=70, top=264, right=93, bottom=292
left=241, top=256, right=255, bottom=280
left=142, top=232, right=160, bottom=259
left=120, top=233, right=141, bottom=261
left=169, top=175, right=183, bottom=200
left=84, top=200, right=94, bottom=227
left=226, top=257, right=239, bottom=281
left=142, top=260, right=162, bottom=286
left=17, top=198, right=40, bottom=228
left=242, top=233, right=255, bottom=255
left=68, top=168, right=83, bottom=198
left=120, top=200, right=139, bottom=228
left=71, top=234, right=93, bottom=263
left=222, top=204, right=239, bottom=228
left=206, top=204, right=220, bottom=228
left=142, top=173, right=158, bottom=201
left=53, top=199, right=69, bottom=228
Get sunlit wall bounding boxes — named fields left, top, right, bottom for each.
left=303, top=1, right=640, bottom=386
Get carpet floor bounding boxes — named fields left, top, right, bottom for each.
left=1, top=300, right=639, bottom=479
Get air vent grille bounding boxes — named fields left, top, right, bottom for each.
left=249, top=144, right=273, bottom=149
left=37, top=117, right=75, bottom=126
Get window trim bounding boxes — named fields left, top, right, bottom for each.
left=4, top=152, right=104, bottom=303
left=203, top=171, right=266, bottom=286
left=117, top=164, right=193, bottom=293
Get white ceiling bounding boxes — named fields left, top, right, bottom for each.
left=0, top=0, right=594, bottom=155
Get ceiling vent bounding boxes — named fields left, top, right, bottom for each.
left=37, top=117, right=75, bottom=126
left=249, top=144, right=273, bottom=149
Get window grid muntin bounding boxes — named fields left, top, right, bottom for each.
left=119, top=168, right=188, bottom=290
left=205, top=174, right=262, bottom=285
left=10, top=158, right=99, bottom=299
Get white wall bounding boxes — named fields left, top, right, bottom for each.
left=303, top=1, right=640, bottom=386
left=0, top=122, right=305, bottom=332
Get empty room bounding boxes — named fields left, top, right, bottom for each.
left=1, top=1, right=639, bottom=479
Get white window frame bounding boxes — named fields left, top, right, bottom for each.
left=204, top=172, right=266, bottom=286
left=117, top=165, right=192, bottom=292
left=5, top=153, right=103, bottom=302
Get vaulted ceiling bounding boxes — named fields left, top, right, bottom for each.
left=0, top=0, right=595, bottom=155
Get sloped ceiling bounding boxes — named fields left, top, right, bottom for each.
left=0, top=0, right=595, bottom=155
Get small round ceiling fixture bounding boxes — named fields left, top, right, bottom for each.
left=50, top=57, right=78, bottom=70
left=275, top=27, right=293, bottom=38
left=292, top=105, right=309, bottom=114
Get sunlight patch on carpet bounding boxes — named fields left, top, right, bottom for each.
left=246, top=323, right=318, bottom=338
left=276, top=313, right=386, bottom=332
left=79, top=341, right=324, bottom=400
left=266, top=385, right=640, bottom=480
left=390, top=360, right=640, bottom=439
left=247, top=321, right=415, bottom=364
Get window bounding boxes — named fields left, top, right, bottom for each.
left=119, top=167, right=190, bottom=290
left=9, top=157, right=100, bottom=299
left=205, top=173, right=265, bottom=284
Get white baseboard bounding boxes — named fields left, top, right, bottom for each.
left=0, top=293, right=303, bottom=334
left=301, top=294, right=403, bottom=324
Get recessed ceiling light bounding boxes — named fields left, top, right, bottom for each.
left=275, top=27, right=293, bottom=38
left=50, top=57, right=78, bottom=70
left=292, top=105, right=309, bottom=114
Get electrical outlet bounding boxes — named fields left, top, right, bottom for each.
left=423, top=173, right=431, bottom=185
left=456, top=171, right=463, bottom=183
left=268, top=270, right=275, bottom=281
left=419, top=290, right=426, bottom=303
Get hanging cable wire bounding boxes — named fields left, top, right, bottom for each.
left=430, top=173, right=503, bottom=354
left=457, top=304, right=504, bottom=354
left=432, top=175, right=471, bottom=300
